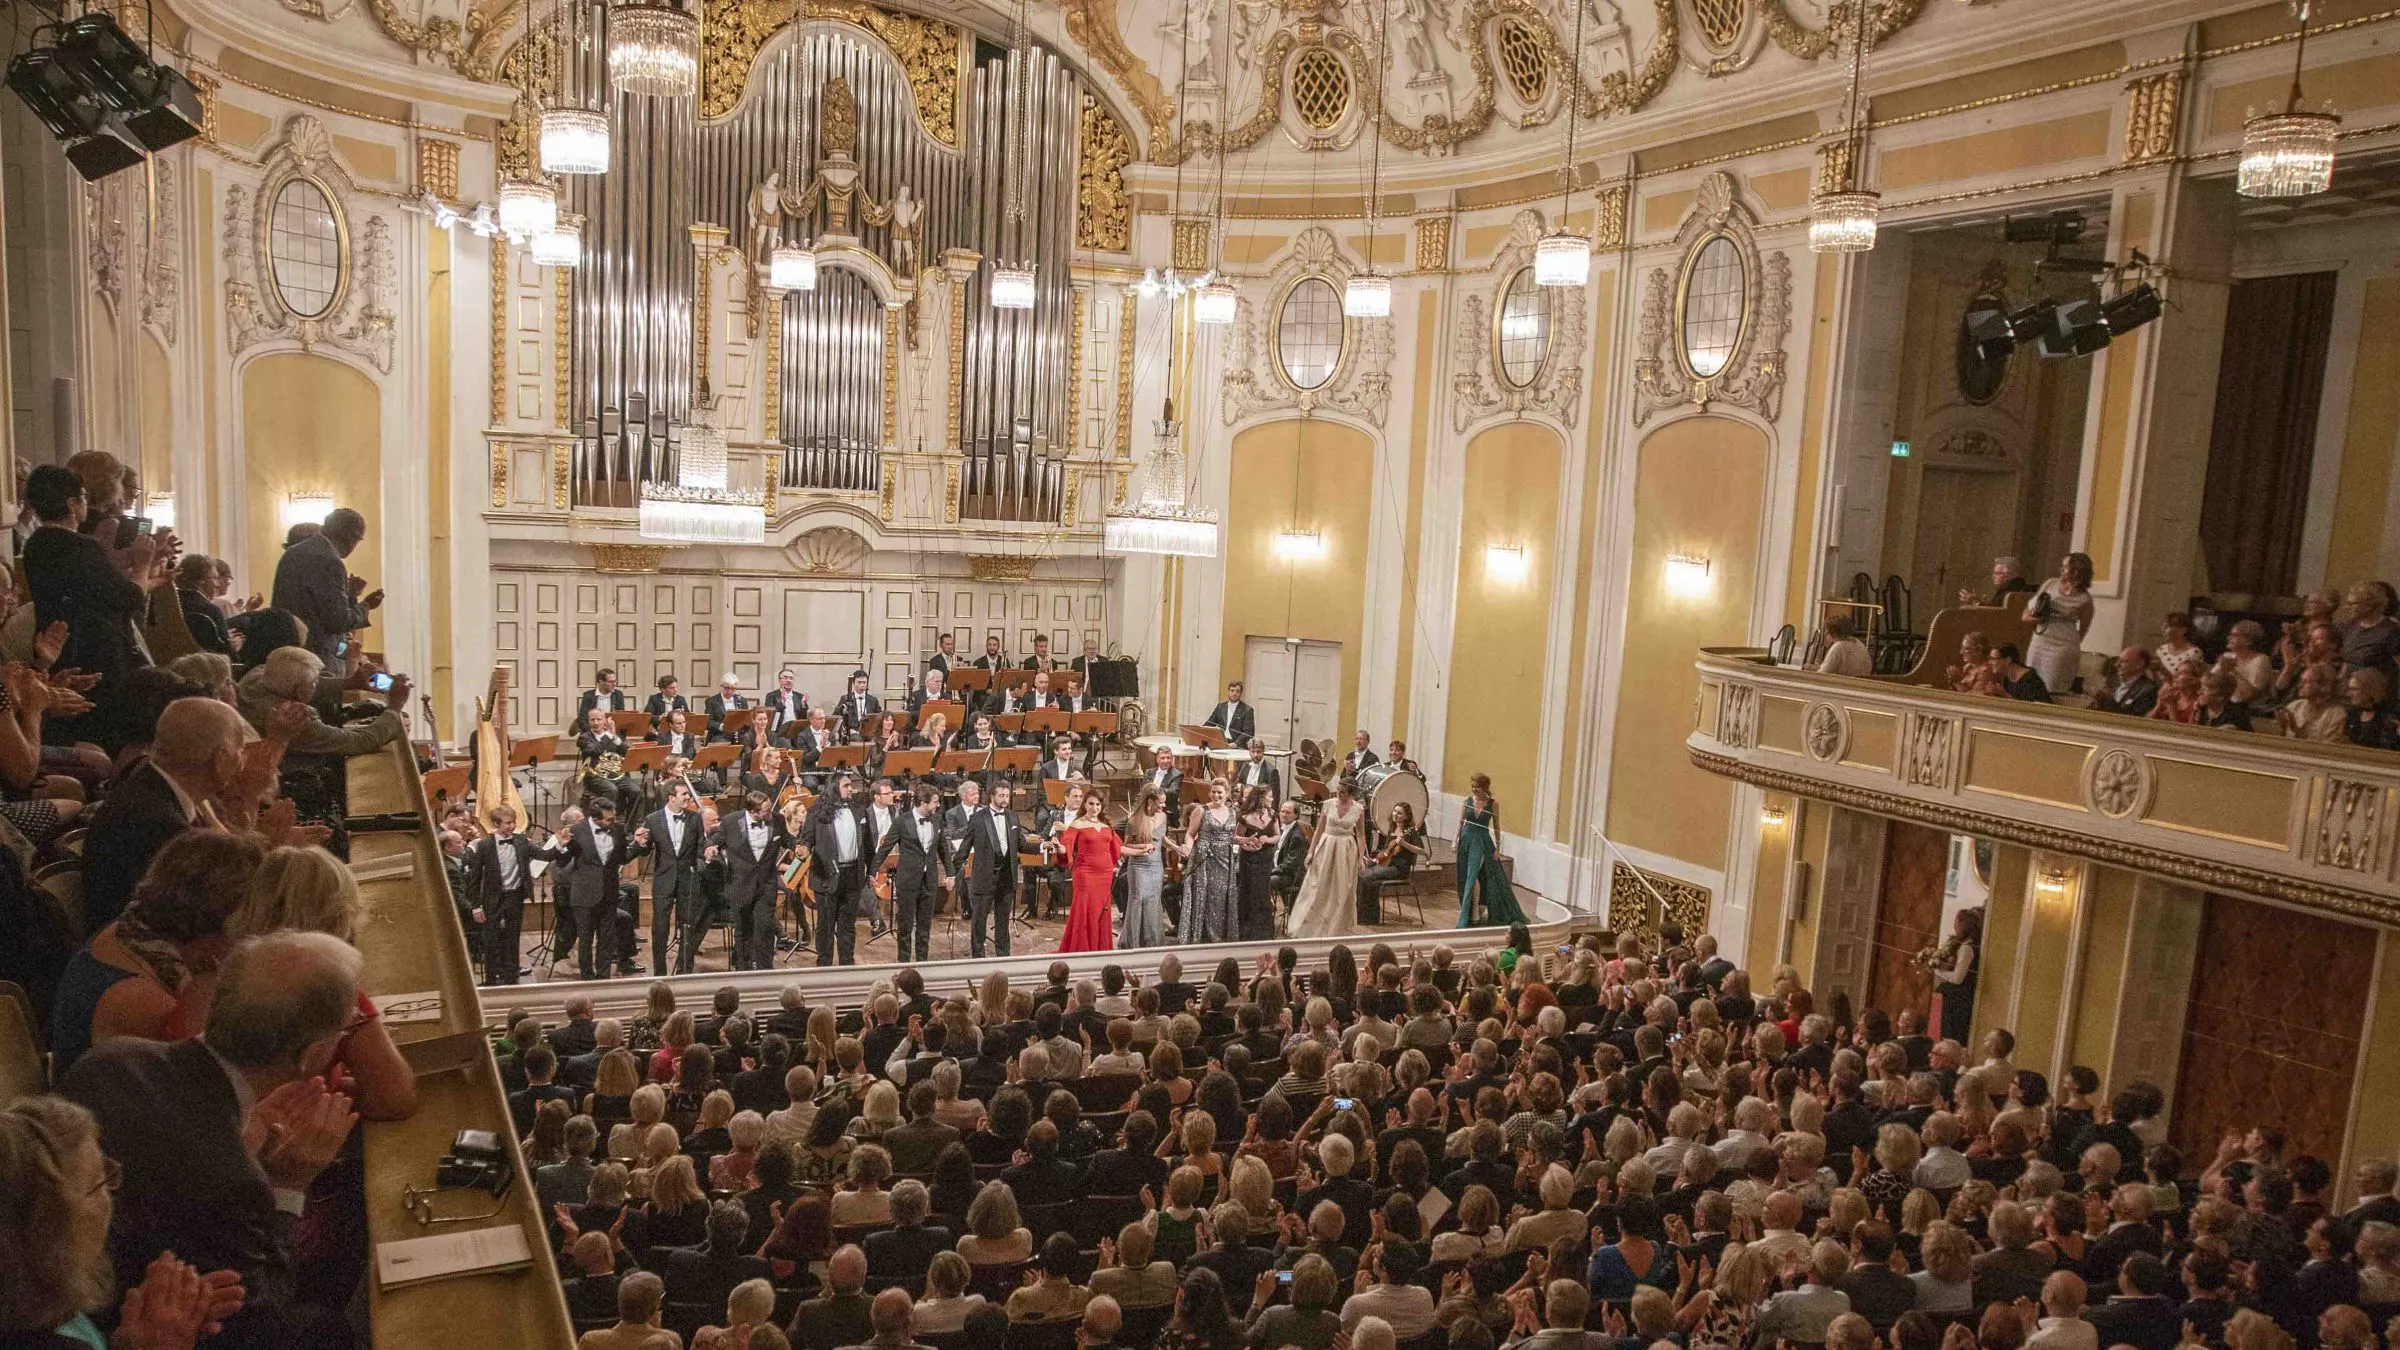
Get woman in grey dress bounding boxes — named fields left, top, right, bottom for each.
left=1176, top=778, right=1238, bottom=946
left=1120, top=789, right=1169, bottom=949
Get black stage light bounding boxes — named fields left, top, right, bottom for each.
left=118, top=65, right=204, bottom=151
left=1965, top=307, right=2016, bottom=362
left=2004, top=298, right=2057, bottom=346
left=2101, top=283, right=2162, bottom=338
left=2039, top=299, right=2111, bottom=358
left=65, top=126, right=148, bottom=179
left=2003, top=211, right=2086, bottom=246
left=7, top=49, right=148, bottom=180
left=56, top=14, right=163, bottom=111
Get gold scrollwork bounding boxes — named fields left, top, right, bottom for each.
left=185, top=67, right=219, bottom=142
left=1114, top=292, right=1137, bottom=460
left=968, top=554, right=1038, bottom=582
left=1593, top=185, right=1629, bottom=251
left=417, top=137, right=460, bottom=200
left=553, top=266, right=570, bottom=430
left=699, top=0, right=964, bottom=143
left=1761, top=0, right=1927, bottom=61
left=2122, top=70, right=2184, bottom=163
left=1607, top=861, right=1710, bottom=944
left=1059, top=0, right=1176, bottom=161
left=944, top=462, right=959, bottom=524
left=590, top=544, right=677, bottom=573
left=1815, top=138, right=1855, bottom=197
left=883, top=308, right=900, bottom=447
left=1077, top=93, right=1134, bottom=253
left=946, top=275, right=967, bottom=448
left=488, top=237, right=507, bottom=426
left=1171, top=219, right=1211, bottom=272
left=879, top=460, right=897, bottom=522
left=494, top=22, right=556, bottom=182
left=552, top=440, right=570, bottom=508
left=1415, top=216, right=1452, bottom=272
left=764, top=291, right=783, bottom=441
left=1068, top=289, right=1086, bottom=445
left=489, top=439, right=508, bottom=507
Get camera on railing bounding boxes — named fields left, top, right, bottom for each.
left=434, top=1129, right=516, bottom=1197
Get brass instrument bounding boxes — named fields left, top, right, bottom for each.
left=594, top=749, right=626, bottom=777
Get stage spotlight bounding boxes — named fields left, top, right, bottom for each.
left=117, top=66, right=204, bottom=151
left=1965, top=307, right=2016, bottom=362
left=2101, top=283, right=2162, bottom=338
left=6, top=49, right=146, bottom=180
left=2004, top=298, right=2057, bottom=346
left=2002, top=211, right=2086, bottom=246
left=2039, top=299, right=2111, bottom=358
left=56, top=15, right=204, bottom=152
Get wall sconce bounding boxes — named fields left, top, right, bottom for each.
left=1485, top=544, right=1530, bottom=585
left=143, top=490, right=174, bottom=532
left=2035, top=864, right=2072, bottom=905
left=1760, top=801, right=1789, bottom=831
left=281, top=491, right=334, bottom=534
left=1271, top=528, right=1326, bottom=563
left=1664, top=552, right=1713, bottom=597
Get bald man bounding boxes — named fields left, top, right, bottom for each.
left=789, top=1244, right=872, bottom=1350
left=82, top=695, right=245, bottom=927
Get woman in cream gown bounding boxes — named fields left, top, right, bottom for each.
left=1285, top=781, right=1365, bottom=938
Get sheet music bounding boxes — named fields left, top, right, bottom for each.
left=375, top=1224, right=532, bottom=1288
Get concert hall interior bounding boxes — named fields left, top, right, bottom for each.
left=13, top=0, right=2400, bottom=1344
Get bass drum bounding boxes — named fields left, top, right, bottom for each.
left=1354, top=763, right=1429, bottom=830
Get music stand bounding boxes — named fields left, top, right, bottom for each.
left=938, top=748, right=992, bottom=776
left=881, top=749, right=936, bottom=779
left=692, top=742, right=743, bottom=773
left=508, top=734, right=560, bottom=768
left=1070, top=710, right=1118, bottom=737
left=949, top=668, right=992, bottom=693
left=994, top=669, right=1034, bottom=697
left=422, top=766, right=470, bottom=813
left=995, top=713, right=1027, bottom=737
left=1182, top=723, right=1229, bottom=750
left=1023, top=709, right=1070, bottom=738
left=916, top=699, right=968, bottom=730
left=621, top=743, right=669, bottom=775
left=994, top=746, right=1038, bottom=780
left=817, top=745, right=870, bottom=775
left=610, top=710, right=654, bottom=738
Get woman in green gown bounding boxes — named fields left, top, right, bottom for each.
left=1456, top=772, right=1530, bottom=928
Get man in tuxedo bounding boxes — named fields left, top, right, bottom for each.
left=84, top=695, right=245, bottom=929
left=927, top=632, right=963, bottom=679
left=576, top=706, right=642, bottom=818
left=717, top=790, right=789, bottom=971
left=1070, top=636, right=1105, bottom=684
left=1270, top=799, right=1310, bottom=923
left=950, top=781, right=1023, bottom=957
left=969, top=634, right=1010, bottom=716
left=705, top=674, right=752, bottom=741
left=651, top=707, right=704, bottom=758
left=1202, top=681, right=1256, bottom=745
left=1011, top=668, right=1065, bottom=713
left=644, top=674, right=688, bottom=721
left=63, top=931, right=366, bottom=1350
left=1385, top=740, right=1422, bottom=777
left=1039, top=736, right=1083, bottom=784
left=860, top=779, right=900, bottom=939
left=763, top=667, right=808, bottom=734
left=808, top=775, right=872, bottom=966
left=576, top=668, right=631, bottom=727
left=465, top=803, right=566, bottom=985
left=552, top=798, right=633, bottom=977
left=790, top=708, right=838, bottom=775
left=20, top=464, right=167, bottom=750
left=1023, top=634, right=1058, bottom=674
left=835, top=670, right=881, bottom=739
left=1341, top=730, right=1379, bottom=780
left=1234, top=738, right=1281, bottom=801
left=634, top=781, right=717, bottom=975
left=908, top=665, right=953, bottom=714
left=1028, top=782, right=1080, bottom=921
left=874, top=784, right=946, bottom=963
left=1139, top=746, right=1183, bottom=804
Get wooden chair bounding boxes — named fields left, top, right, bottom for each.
left=1068, top=1193, right=1145, bottom=1249
left=1002, top=1317, right=1083, bottom=1350
left=1018, top=1201, right=1075, bottom=1244
left=966, top=1259, right=1033, bottom=1303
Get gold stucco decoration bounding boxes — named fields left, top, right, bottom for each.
left=697, top=0, right=963, bottom=141
left=1076, top=93, right=1135, bottom=253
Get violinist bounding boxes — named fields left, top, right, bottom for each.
left=734, top=707, right=783, bottom=767
left=778, top=792, right=816, bottom=950
left=577, top=705, right=640, bottom=816
left=913, top=712, right=957, bottom=792
left=1355, top=800, right=1425, bottom=926
left=953, top=713, right=1003, bottom=796
left=743, top=745, right=800, bottom=802
left=835, top=670, right=881, bottom=738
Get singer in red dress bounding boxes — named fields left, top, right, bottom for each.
left=1058, top=793, right=1122, bottom=953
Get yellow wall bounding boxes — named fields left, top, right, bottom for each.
left=427, top=225, right=455, bottom=723
left=1973, top=845, right=2032, bottom=1037
left=2326, top=277, right=2400, bottom=586
left=1785, top=254, right=1836, bottom=629
left=1220, top=419, right=1375, bottom=739
left=138, top=336, right=173, bottom=494
left=1443, top=422, right=1563, bottom=813
left=2068, top=865, right=2138, bottom=1083
left=240, top=353, right=384, bottom=647
left=1744, top=792, right=1798, bottom=971
left=2011, top=857, right=2083, bottom=1079
left=1603, top=415, right=1770, bottom=868
left=2082, top=191, right=2154, bottom=586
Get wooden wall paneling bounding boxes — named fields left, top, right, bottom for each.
left=2171, top=893, right=2375, bottom=1166
left=1813, top=807, right=1888, bottom=1009
left=1866, top=821, right=1951, bottom=1022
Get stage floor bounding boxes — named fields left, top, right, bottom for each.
left=504, top=880, right=1528, bottom=983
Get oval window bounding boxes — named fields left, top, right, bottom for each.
left=1680, top=234, right=1746, bottom=379
left=1275, top=277, right=1344, bottom=390
left=1495, top=267, right=1551, bottom=388
left=1291, top=49, right=1352, bottom=130
left=267, top=177, right=345, bottom=320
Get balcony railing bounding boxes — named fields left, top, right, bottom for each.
left=1689, top=648, right=2400, bottom=926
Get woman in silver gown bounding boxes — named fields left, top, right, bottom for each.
left=1120, top=789, right=1169, bottom=949
left=1176, top=779, right=1238, bottom=946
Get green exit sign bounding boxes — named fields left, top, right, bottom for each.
left=1890, top=440, right=1911, bottom=458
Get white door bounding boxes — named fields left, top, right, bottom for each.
left=1243, top=636, right=1342, bottom=751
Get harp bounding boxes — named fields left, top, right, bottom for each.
left=473, top=665, right=527, bottom=830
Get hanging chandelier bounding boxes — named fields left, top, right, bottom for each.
left=533, top=212, right=583, bottom=267
left=608, top=2, right=699, bottom=99
left=639, top=387, right=766, bottom=543
left=497, top=178, right=558, bottom=237
left=1105, top=399, right=1219, bottom=557
left=1808, top=0, right=1880, bottom=253
left=990, top=263, right=1037, bottom=310
left=1534, top=0, right=1591, bottom=286
left=2240, top=0, right=2339, bottom=198
left=1344, top=3, right=1394, bottom=317
left=540, top=107, right=610, bottom=174
left=769, top=241, right=818, bottom=290
left=1193, top=279, right=1237, bottom=325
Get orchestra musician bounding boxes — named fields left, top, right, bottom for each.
left=1340, top=730, right=1379, bottom=780
left=860, top=780, right=899, bottom=942
left=705, top=674, right=751, bottom=741
left=927, top=632, right=964, bottom=679
left=763, top=668, right=808, bottom=734
left=1355, top=801, right=1426, bottom=925
left=577, top=705, right=641, bottom=817
left=632, top=780, right=718, bottom=975
left=1232, top=738, right=1281, bottom=802
left=658, top=753, right=720, bottom=805
left=1038, top=736, right=1082, bottom=784
left=873, top=783, right=945, bottom=963
left=835, top=670, right=881, bottom=738
left=576, top=668, right=631, bottom=727
left=956, top=780, right=1028, bottom=959
left=652, top=707, right=704, bottom=760
left=1385, top=740, right=1423, bottom=777
left=552, top=796, right=635, bottom=979
left=1069, top=637, right=1105, bottom=685
left=463, top=803, right=564, bottom=985
left=1028, top=781, right=1082, bottom=922
left=806, top=775, right=872, bottom=966
left=742, top=745, right=801, bottom=803
left=716, top=790, right=790, bottom=971
left=734, top=707, right=784, bottom=766
left=790, top=709, right=838, bottom=776
left=970, top=634, right=1010, bottom=715
left=1009, top=668, right=1068, bottom=713
left=1139, top=746, right=1183, bottom=803
left=1201, top=681, right=1256, bottom=744
left=1023, top=634, right=1058, bottom=675
left=777, top=794, right=815, bottom=951
left=1270, top=799, right=1310, bottom=925
left=909, top=666, right=954, bottom=714
left=644, top=674, right=689, bottom=722
left=952, top=713, right=1003, bottom=795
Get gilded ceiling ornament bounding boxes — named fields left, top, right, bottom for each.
left=1077, top=93, right=1135, bottom=252
left=1172, top=219, right=1213, bottom=272
left=697, top=0, right=965, bottom=143
left=968, top=554, right=1037, bottom=581
left=786, top=526, right=871, bottom=573
left=1759, top=0, right=1925, bottom=61
left=2122, top=70, right=2183, bottom=163
left=494, top=22, right=556, bottom=181
left=1414, top=215, right=1453, bottom=272
left=223, top=116, right=398, bottom=374
left=1059, top=0, right=1177, bottom=159
left=417, top=137, right=462, bottom=200
left=589, top=544, right=678, bottom=572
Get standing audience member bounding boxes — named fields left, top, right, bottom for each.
left=270, top=506, right=382, bottom=668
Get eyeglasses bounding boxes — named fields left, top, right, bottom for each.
left=90, top=1156, right=123, bottom=1197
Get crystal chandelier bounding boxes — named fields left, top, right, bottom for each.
left=1105, top=399, right=1219, bottom=557
left=990, top=263, right=1037, bottom=310
left=497, top=178, right=557, bottom=237
left=2240, top=1, right=2338, bottom=198
left=1193, top=279, right=1237, bottom=325
left=540, top=107, right=610, bottom=174
left=608, top=2, right=699, bottom=99
left=1808, top=0, right=1880, bottom=253
left=639, top=387, right=766, bottom=543
left=533, top=212, right=583, bottom=267
left=769, top=242, right=818, bottom=290
left=1535, top=0, right=1592, bottom=287
left=1342, top=273, right=1392, bottom=318
left=1343, top=9, right=1394, bottom=318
